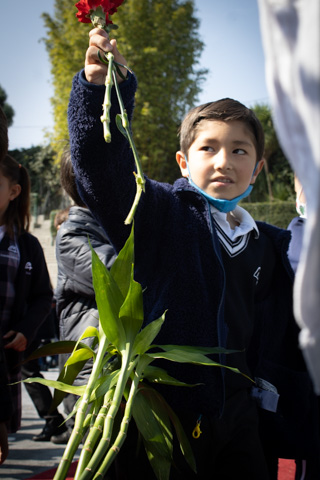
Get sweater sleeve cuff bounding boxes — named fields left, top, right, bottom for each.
left=78, top=68, right=138, bottom=98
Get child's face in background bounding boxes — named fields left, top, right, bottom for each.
left=176, top=119, right=264, bottom=200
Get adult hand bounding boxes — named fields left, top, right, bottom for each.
left=85, top=28, right=128, bottom=85
left=3, top=331, right=27, bottom=352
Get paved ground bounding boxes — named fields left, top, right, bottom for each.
left=30, top=215, right=58, bottom=289
left=1, top=369, right=80, bottom=480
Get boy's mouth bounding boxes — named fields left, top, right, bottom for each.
left=213, top=176, right=234, bottom=184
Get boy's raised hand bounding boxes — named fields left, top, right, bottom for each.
left=85, top=28, right=128, bottom=85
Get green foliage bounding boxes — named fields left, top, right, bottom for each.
left=240, top=201, right=297, bottom=229
left=25, top=226, right=244, bottom=480
left=113, top=0, right=207, bottom=184
left=43, top=0, right=206, bottom=182
left=251, top=104, right=294, bottom=202
left=42, top=0, right=91, bottom=156
left=0, top=85, right=14, bottom=126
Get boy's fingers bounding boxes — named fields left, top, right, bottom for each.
left=89, top=27, right=109, bottom=40
left=89, top=29, right=111, bottom=53
left=85, top=29, right=127, bottom=83
left=86, top=45, right=108, bottom=65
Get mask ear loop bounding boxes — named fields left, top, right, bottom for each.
left=251, top=162, right=258, bottom=181
left=184, top=155, right=191, bottom=177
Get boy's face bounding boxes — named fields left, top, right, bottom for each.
left=176, top=120, right=264, bottom=200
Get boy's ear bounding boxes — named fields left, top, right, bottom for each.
left=251, top=159, right=265, bottom=184
left=176, top=151, right=188, bottom=177
left=10, top=183, right=21, bottom=201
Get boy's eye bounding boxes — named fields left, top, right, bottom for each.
left=233, top=148, right=246, bottom=155
left=201, top=146, right=214, bottom=152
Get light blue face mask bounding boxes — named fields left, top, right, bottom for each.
left=184, top=155, right=257, bottom=213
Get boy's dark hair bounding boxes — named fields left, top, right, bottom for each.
left=0, top=155, right=30, bottom=238
left=0, top=106, right=8, bottom=162
left=60, top=147, right=86, bottom=207
left=179, top=98, right=265, bottom=162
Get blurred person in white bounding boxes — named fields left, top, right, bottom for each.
left=287, top=177, right=320, bottom=480
left=258, top=0, right=320, bottom=394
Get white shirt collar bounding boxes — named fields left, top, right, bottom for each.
left=210, top=205, right=259, bottom=240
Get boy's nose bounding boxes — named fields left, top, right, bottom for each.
left=214, top=149, right=231, bottom=170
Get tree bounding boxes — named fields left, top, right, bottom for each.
left=0, top=85, right=15, bottom=127
left=247, top=103, right=294, bottom=202
left=42, top=0, right=207, bottom=183
left=113, top=0, right=207, bottom=183
left=42, top=1, right=91, bottom=156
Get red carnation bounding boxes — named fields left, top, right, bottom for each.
left=75, top=0, right=124, bottom=27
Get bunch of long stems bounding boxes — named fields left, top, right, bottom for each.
left=24, top=225, right=245, bottom=479
left=99, top=48, right=145, bottom=225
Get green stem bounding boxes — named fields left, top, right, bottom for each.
left=92, top=358, right=149, bottom=479
left=100, top=52, right=114, bottom=143
left=78, top=346, right=137, bottom=480
left=53, top=334, right=109, bottom=480
left=74, top=389, right=114, bottom=480
left=112, top=70, right=146, bottom=224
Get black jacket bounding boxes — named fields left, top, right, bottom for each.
left=9, top=232, right=53, bottom=342
left=1, top=231, right=53, bottom=377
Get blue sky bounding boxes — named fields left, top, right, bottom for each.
left=0, top=0, right=269, bottom=150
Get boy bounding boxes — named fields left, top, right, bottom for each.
left=68, top=29, right=317, bottom=479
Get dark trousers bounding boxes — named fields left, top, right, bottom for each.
left=21, top=340, right=61, bottom=421
left=109, top=388, right=270, bottom=480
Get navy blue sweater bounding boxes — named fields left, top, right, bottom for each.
left=68, top=71, right=318, bottom=457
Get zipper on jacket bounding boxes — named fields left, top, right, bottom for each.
left=177, top=185, right=227, bottom=417
left=206, top=199, right=227, bottom=418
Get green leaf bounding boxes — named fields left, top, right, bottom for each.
left=132, top=387, right=173, bottom=480
left=110, top=223, right=134, bottom=298
left=116, top=113, right=129, bottom=140
left=77, top=325, right=100, bottom=342
left=133, top=312, right=166, bottom=356
left=119, top=266, right=143, bottom=322
left=22, top=340, right=84, bottom=362
left=65, top=347, right=93, bottom=367
left=139, top=385, right=197, bottom=474
left=23, top=377, right=85, bottom=396
left=91, top=243, right=126, bottom=349
left=51, top=355, right=89, bottom=411
left=88, top=370, right=120, bottom=402
left=143, top=366, right=200, bottom=387
left=119, top=265, right=144, bottom=342
left=147, top=349, right=253, bottom=381
left=148, top=349, right=232, bottom=366
left=159, top=345, right=241, bottom=355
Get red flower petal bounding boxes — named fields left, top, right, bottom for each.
left=88, top=0, right=102, bottom=8
left=75, top=0, right=125, bottom=25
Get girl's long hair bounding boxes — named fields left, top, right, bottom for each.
left=0, top=154, right=30, bottom=238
